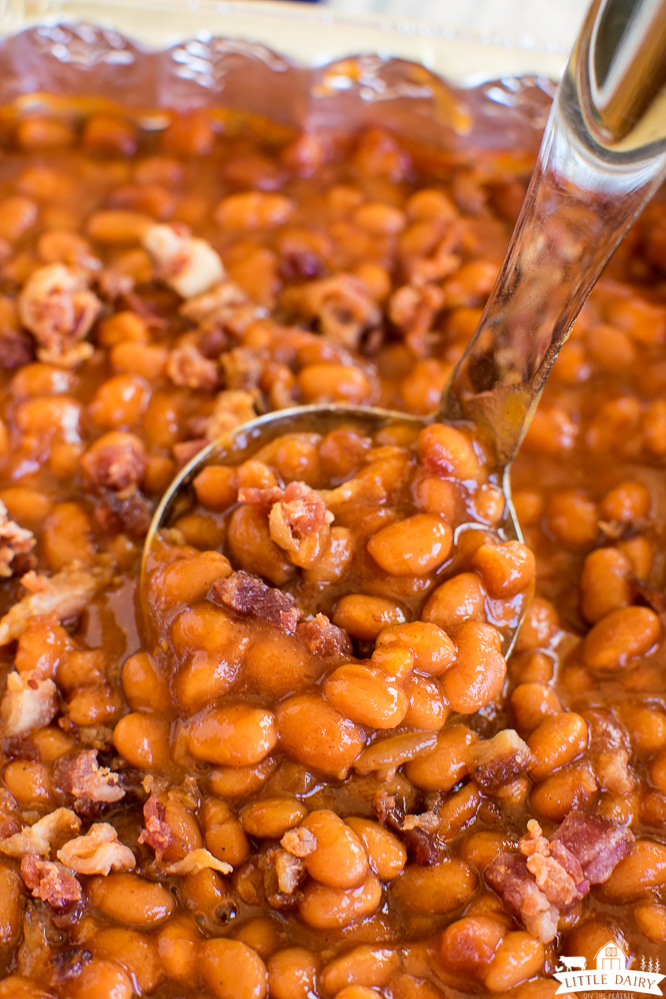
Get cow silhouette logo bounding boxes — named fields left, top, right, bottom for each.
left=553, top=941, right=664, bottom=994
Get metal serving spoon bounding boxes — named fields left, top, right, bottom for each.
left=142, top=0, right=666, bottom=652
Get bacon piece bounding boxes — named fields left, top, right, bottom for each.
left=53, top=750, right=124, bottom=812
left=0, top=500, right=35, bottom=577
left=163, top=849, right=231, bottom=876
left=0, top=563, right=112, bottom=647
left=469, top=729, right=535, bottom=792
left=210, top=570, right=301, bottom=634
left=81, top=432, right=146, bottom=492
left=0, top=327, right=35, bottom=369
left=281, top=273, right=380, bottom=350
left=296, top=614, right=353, bottom=657
left=1, top=671, right=57, bottom=737
left=142, top=223, right=224, bottom=299
left=17, top=263, right=101, bottom=364
left=57, top=822, right=135, bottom=875
left=138, top=795, right=175, bottom=861
left=551, top=811, right=635, bottom=884
left=166, top=341, right=219, bottom=391
left=0, top=808, right=80, bottom=859
left=20, top=855, right=82, bottom=910
left=584, top=708, right=636, bottom=795
left=94, top=489, right=153, bottom=538
left=268, top=848, right=305, bottom=895
left=280, top=827, right=316, bottom=858
left=239, top=481, right=334, bottom=569
left=486, top=851, right=559, bottom=943
left=486, top=812, right=635, bottom=943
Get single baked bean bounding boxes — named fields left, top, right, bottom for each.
left=367, top=514, right=452, bottom=576
left=90, top=926, right=162, bottom=994
left=333, top=594, right=406, bottom=642
left=0, top=977, right=52, bottom=999
left=441, top=621, right=506, bottom=713
left=240, top=797, right=307, bottom=839
left=527, top=712, right=589, bottom=779
left=633, top=900, right=666, bottom=942
left=417, top=422, right=480, bottom=479
left=88, top=873, right=175, bottom=926
left=87, top=209, right=152, bottom=243
left=324, top=664, right=408, bottom=729
left=392, top=860, right=478, bottom=914
left=202, top=797, right=251, bottom=867
left=69, top=958, right=133, bottom=999
left=353, top=730, right=438, bottom=776
left=402, top=672, right=449, bottom=731
left=158, top=916, right=200, bottom=985
left=267, top=947, right=319, bottom=999
left=3, top=760, right=52, bottom=806
left=188, top=704, right=277, bottom=767
left=484, top=931, right=544, bottom=993
left=601, top=479, right=651, bottom=521
left=471, top=541, right=535, bottom=599
left=546, top=489, right=599, bottom=548
left=413, top=475, right=458, bottom=519
left=208, top=758, right=277, bottom=799
left=16, top=117, right=75, bottom=150
left=619, top=702, right=666, bottom=754
left=375, top=622, right=455, bottom=676
left=89, top=373, right=149, bottom=430
left=322, top=945, right=400, bottom=993
left=513, top=597, right=560, bottom=652
left=301, top=810, right=369, bottom=888
left=404, top=724, right=478, bottom=791
left=112, top=712, right=171, bottom=771
left=231, top=916, right=282, bottom=961
left=529, top=763, right=598, bottom=823
left=298, top=363, right=372, bottom=405
left=277, top=693, right=365, bottom=776
left=0, top=860, right=23, bottom=944
left=460, top=830, right=516, bottom=870
left=344, top=817, right=406, bottom=881
left=227, top=504, right=296, bottom=586
left=510, top=682, right=562, bottom=733
left=580, top=547, right=633, bottom=623
left=421, top=572, right=486, bottom=634
left=583, top=606, right=660, bottom=670
left=214, top=192, right=294, bottom=229
left=0, top=196, right=38, bottom=243
left=157, top=550, right=232, bottom=607
left=298, top=872, right=382, bottom=930
left=440, top=915, right=505, bottom=979
left=597, top=840, right=666, bottom=903
left=200, top=938, right=268, bottom=999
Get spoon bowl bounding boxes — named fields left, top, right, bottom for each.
left=141, top=0, right=666, bottom=656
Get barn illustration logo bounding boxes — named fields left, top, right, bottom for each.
left=553, top=941, right=664, bottom=994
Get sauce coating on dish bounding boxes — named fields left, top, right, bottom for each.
left=0, top=108, right=664, bottom=998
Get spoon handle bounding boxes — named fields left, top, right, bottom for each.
left=440, top=0, right=666, bottom=466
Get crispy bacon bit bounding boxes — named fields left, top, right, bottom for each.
left=296, top=614, right=353, bottom=657
left=203, top=390, right=259, bottom=439
left=53, top=750, right=124, bottom=812
left=138, top=795, right=175, bottom=861
left=166, top=342, right=219, bottom=391
left=238, top=480, right=334, bottom=569
left=0, top=808, right=81, bottom=859
left=0, top=563, right=112, bottom=647
left=210, top=570, right=301, bottom=634
left=20, top=855, right=82, bottom=910
left=56, top=822, right=135, bottom=875
left=269, top=847, right=306, bottom=895
left=551, top=811, right=635, bottom=883
left=17, top=263, right=101, bottom=364
left=1, top=672, right=57, bottom=737
left=281, top=274, right=380, bottom=350
left=0, top=500, right=35, bottom=578
left=163, top=849, right=232, bottom=876
left=142, top=223, right=224, bottom=299
left=94, top=489, right=153, bottom=538
left=81, top=432, right=146, bottom=493
left=179, top=278, right=250, bottom=324
left=469, top=729, right=535, bottom=792
left=389, top=283, right=445, bottom=357
left=280, top=827, right=316, bottom=858
left=486, top=812, right=635, bottom=942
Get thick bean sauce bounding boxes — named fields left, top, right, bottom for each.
left=0, top=107, right=664, bottom=999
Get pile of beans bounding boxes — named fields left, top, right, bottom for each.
left=0, top=104, right=664, bottom=999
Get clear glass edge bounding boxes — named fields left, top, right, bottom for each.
left=0, top=0, right=568, bottom=82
